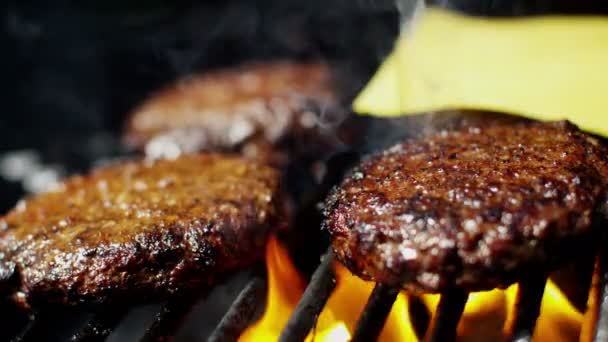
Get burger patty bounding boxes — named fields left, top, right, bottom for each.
left=325, top=121, right=608, bottom=292
left=124, top=61, right=341, bottom=162
left=0, top=154, right=283, bottom=307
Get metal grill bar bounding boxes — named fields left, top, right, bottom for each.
left=582, top=256, right=601, bottom=342
left=5, top=250, right=605, bottom=342
left=425, top=289, right=468, bottom=342
left=207, top=275, right=267, bottom=342
left=409, top=295, right=431, bottom=339
left=70, top=307, right=128, bottom=342
left=351, top=284, right=399, bottom=342
left=12, top=311, right=53, bottom=342
left=279, top=249, right=336, bottom=342
left=0, top=299, right=28, bottom=342
left=507, top=276, right=547, bottom=342
left=593, top=241, right=608, bottom=342
left=10, top=308, right=87, bottom=342
left=10, top=315, right=35, bottom=342
left=139, top=296, right=197, bottom=342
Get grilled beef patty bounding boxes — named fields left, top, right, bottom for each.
left=325, top=121, right=608, bottom=292
left=0, top=154, right=283, bottom=306
left=125, top=61, right=352, bottom=277
left=125, top=61, right=341, bottom=162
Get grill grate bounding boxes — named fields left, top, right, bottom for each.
left=11, top=316, right=35, bottom=342
left=139, top=295, right=201, bottom=342
left=351, top=284, right=400, bottom=342
left=4, top=241, right=608, bottom=342
left=424, top=289, right=468, bottom=342
left=70, top=307, right=128, bottom=342
left=279, top=248, right=336, bottom=342
left=587, top=240, right=608, bottom=342
left=506, top=276, right=547, bottom=342
left=275, top=241, right=608, bottom=342
left=207, top=274, right=267, bottom=342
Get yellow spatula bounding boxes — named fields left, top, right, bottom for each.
left=354, top=8, right=608, bottom=137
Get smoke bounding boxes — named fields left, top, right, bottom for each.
left=427, top=0, right=608, bottom=15
left=0, top=0, right=400, bottom=211
left=343, top=110, right=530, bottom=157
left=1, top=0, right=398, bottom=131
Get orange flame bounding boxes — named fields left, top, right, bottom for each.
left=240, top=236, right=306, bottom=341
left=311, top=264, right=418, bottom=341
left=242, top=237, right=584, bottom=341
left=422, top=281, right=583, bottom=341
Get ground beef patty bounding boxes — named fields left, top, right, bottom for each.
left=124, top=61, right=341, bottom=162
left=0, top=154, right=283, bottom=307
left=325, top=121, right=608, bottom=293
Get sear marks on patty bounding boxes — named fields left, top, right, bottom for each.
left=325, top=121, right=608, bottom=293
left=0, top=154, right=283, bottom=307
left=124, top=61, right=342, bottom=162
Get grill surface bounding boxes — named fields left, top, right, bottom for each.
left=0, top=117, right=606, bottom=342
left=3, top=239, right=607, bottom=342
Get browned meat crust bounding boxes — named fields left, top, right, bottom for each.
left=325, top=121, right=608, bottom=293
left=0, top=154, right=283, bottom=307
left=124, top=61, right=341, bottom=162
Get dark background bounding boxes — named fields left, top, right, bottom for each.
left=0, top=0, right=399, bottom=144
left=1, top=0, right=608, bottom=212
left=0, top=0, right=401, bottom=211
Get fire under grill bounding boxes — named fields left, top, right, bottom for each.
left=2, top=236, right=607, bottom=342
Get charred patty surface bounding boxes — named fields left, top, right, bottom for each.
left=0, top=154, right=282, bottom=306
left=325, top=121, right=608, bottom=292
left=125, top=61, right=340, bottom=161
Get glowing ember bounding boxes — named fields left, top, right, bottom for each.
left=241, top=237, right=584, bottom=341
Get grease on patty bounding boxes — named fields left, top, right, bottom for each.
left=0, top=154, right=283, bottom=306
left=325, top=121, right=608, bottom=292
left=125, top=61, right=340, bottom=162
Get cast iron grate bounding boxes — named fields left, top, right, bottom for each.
left=279, top=240, right=608, bottom=342
left=5, top=238, right=608, bottom=342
